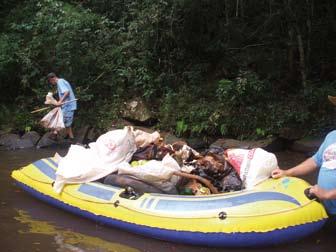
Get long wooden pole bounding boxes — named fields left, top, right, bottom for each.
left=30, top=99, right=78, bottom=114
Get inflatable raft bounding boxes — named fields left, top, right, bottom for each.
left=11, top=157, right=328, bottom=247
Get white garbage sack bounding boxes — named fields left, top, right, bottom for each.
left=224, top=148, right=278, bottom=189
left=118, top=154, right=181, bottom=193
left=133, top=129, right=161, bottom=148
left=53, top=126, right=137, bottom=193
left=45, top=92, right=58, bottom=105
left=40, top=107, right=65, bottom=130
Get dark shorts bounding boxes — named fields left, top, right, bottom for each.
left=63, top=110, right=74, bottom=127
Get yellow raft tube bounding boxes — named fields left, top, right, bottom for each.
left=11, top=157, right=328, bottom=247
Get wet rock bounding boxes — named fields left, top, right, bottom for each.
left=290, top=138, right=323, bottom=154
left=86, top=127, right=101, bottom=143
left=133, top=126, right=156, bottom=133
left=74, top=125, right=90, bottom=144
left=0, top=132, right=40, bottom=150
left=109, top=118, right=134, bottom=129
left=36, top=132, right=57, bottom=148
left=13, top=138, right=36, bottom=149
left=279, top=127, right=305, bottom=141
left=161, top=132, right=184, bottom=144
left=21, top=131, right=40, bottom=145
left=210, top=137, right=284, bottom=151
left=186, top=137, right=209, bottom=150
left=0, top=133, right=20, bottom=149
left=210, top=138, right=249, bottom=149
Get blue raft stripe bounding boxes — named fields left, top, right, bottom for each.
left=46, top=158, right=59, bottom=168
left=34, top=159, right=115, bottom=201
left=140, top=198, right=148, bottom=208
left=155, top=191, right=301, bottom=211
left=78, top=184, right=115, bottom=201
left=33, top=160, right=56, bottom=180
left=15, top=181, right=327, bottom=248
left=146, top=198, right=155, bottom=209
left=32, top=159, right=300, bottom=212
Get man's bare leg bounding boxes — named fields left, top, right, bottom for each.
left=66, top=127, right=74, bottom=139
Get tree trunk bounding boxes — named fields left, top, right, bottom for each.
left=305, top=0, right=313, bottom=78
left=236, top=0, right=239, bottom=17
left=287, top=27, right=295, bottom=80
left=225, top=0, right=229, bottom=24
left=296, top=28, right=307, bottom=88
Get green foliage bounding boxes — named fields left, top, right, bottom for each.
left=214, top=71, right=274, bottom=138
left=0, top=0, right=335, bottom=139
left=158, top=87, right=218, bottom=137
left=0, top=104, right=38, bottom=133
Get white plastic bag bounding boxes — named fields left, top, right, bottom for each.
left=53, top=126, right=137, bottom=193
left=40, top=107, right=65, bottom=130
left=89, top=126, right=137, bottom=164
left=118, top=154, right=181, bottom=193
left=133, top=129, right=160, bottom=148
left=225, top=148, right=278, bottom=189
left=44, top=92, right=58, bottom=105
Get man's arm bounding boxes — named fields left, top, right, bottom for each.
left=57, top=91, right=69, bottom=105
left=272, top=157, right=318, bottom=178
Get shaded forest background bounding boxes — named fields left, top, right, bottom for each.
left=0, top=0, right=335, bottom=140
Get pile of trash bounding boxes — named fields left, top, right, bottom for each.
left=54, top=126, right=278, bottom=196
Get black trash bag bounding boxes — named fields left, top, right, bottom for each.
left=190, top=152, right=243, bottom=193
left=131, top=144, right=158, bottom=161
left=219, top=168, right=243, bottom=192
left=131, top=143, right=175, bottom=161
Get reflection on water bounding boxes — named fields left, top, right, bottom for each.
left=14, top=209, right=140, bottom=252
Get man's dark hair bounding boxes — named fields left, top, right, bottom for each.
left=46, top=72, right=57, bottom=79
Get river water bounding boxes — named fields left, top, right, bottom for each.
left=0, top=148, right=335, bottom=252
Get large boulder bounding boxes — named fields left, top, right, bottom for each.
left=185, top=137, right=210, bottom=150
left=13, top=138, right=36, bottom=149
left=74, top=125, right=91, bottom=144
left=121, top=98, right=153, bottom=123
left=36, top=132, right=57, bottom=148
left=0, top=130, right=7, bottom=137
left=21, top=131, right=40, bottom=145
left=160, top=132, right=184, bottom=145
left=86, top=127, right=102, bottom=143
left=210, top=137, right=285, bottom=152
left=0, top=132, right=40, bottom=150
left=278, top=127, right=305, bottom=141
left=0, top=133, right=20, bottom=149
left=109, top=119, right=134, bottom=130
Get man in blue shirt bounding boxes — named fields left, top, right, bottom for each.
left=272, top=131, right=336, bottom=216
left=47, top=72, right=77, bottom=140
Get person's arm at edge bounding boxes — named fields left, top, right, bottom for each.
left=310, top=185, right=336, bottom=200
left=272, top=157, right=318, bottom=178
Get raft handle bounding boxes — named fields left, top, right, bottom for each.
left=113, top=200, right=120, bottom=207
left=304, top=187, right=318, bottom=201
left=218, top=211, right=227, bottom=220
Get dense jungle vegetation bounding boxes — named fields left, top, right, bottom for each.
left=0, top=0, right=335, bottom=139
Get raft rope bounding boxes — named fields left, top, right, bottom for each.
left=17, top=159, right=326, bottom=219
left=18, top=168, right=323, bottom=219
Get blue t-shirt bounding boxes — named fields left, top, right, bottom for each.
left=312, top=130, right=336, bottom=215
left=57, top=78, right=77, bottom=112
